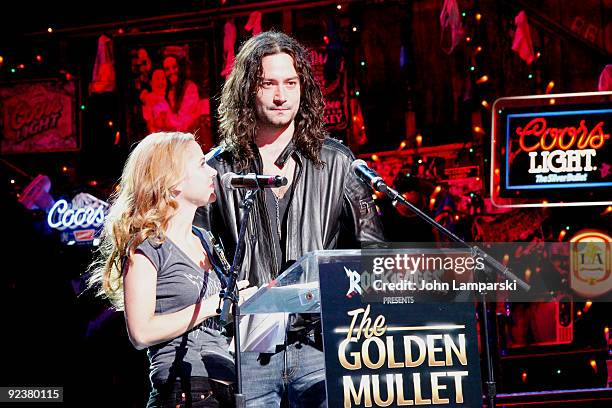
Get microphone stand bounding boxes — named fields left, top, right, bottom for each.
left=368, top=180, right=530, bottom=408
left=218, top=188, right=259, bottom=408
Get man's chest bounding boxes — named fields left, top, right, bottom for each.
left=260, top=155, right=296, bottom=198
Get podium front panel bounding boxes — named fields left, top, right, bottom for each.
left=318, top=260, right=483, bottom=408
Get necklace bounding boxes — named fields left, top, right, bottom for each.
left=272, top=157, right=295, bottom=199
left=274, top=193, right=281, bottom=238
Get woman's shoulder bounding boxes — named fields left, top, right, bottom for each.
left=136, top=236, right=165, bottom=251
left=136, top=237, right=171, bottom=257
left=134, top=236, right=171, bottom=270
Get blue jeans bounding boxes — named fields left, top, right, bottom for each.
left=240, top=334, right=327, bottom=408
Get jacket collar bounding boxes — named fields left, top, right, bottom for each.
left=274, top=138, right=296, bottom=168
left=250, top=138, right=302, bottom=171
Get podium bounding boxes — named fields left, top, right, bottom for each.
left=240, top=249, right=361, bottom=315
left=240, top=249, right=484, bottom=407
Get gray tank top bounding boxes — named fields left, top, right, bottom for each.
left=136, top=227, right=234, bottom=386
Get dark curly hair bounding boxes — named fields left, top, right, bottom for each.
left=218, top=31, right=326, bottom=171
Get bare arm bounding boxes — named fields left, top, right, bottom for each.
left=123, top=252, right=218, bottom=350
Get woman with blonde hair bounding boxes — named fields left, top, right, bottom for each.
left=88, top=132, right=254, bottom=407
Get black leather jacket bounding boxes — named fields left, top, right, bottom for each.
left=194, top=138, right=385, bottom=288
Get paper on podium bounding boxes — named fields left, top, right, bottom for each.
left=232, top=282, right=320, bottom=353
left=233, top=313, right=288, bottom=353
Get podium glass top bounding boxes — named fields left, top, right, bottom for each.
left=239, top=249, right=361, bottom=314
left=238, top=245, right=489, bottom=314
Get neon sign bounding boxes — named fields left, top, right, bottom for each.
left=491, top=92, right=612, bottom=207
left=517, top=118, right=608, bottom=177
left=506, top=109, right=611, bottom=190
left=518, top=118, right=608, bottom=152
left=47, top=193, right=108, bottom=245
left=47, top=199, right=106, bottom=230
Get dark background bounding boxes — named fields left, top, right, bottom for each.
left=1, top=1, right=610, bottom=406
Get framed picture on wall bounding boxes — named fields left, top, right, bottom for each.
left=114, top=26, right=219, bottom=151
left=0, top=77, right=81, bottom=154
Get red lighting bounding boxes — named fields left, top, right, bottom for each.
left=517, top=117, right=609, bottom=152
left=416, top=134, right=423, bottom=146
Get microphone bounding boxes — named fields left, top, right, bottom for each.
left=221, top=172, right=288, bottom=190
left=350, top=159, right=388, bottom=193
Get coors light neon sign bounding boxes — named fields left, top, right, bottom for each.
left=506, top=108, right=612, bottom=190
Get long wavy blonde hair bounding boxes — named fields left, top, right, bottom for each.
left=87, top=132, right=195, bottom=310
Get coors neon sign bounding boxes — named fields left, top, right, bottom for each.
left=491, top=92, right=612, bottom=207
left=510, top=111, right=610, bottom=187
left=47, top=193, right=109, bottom=245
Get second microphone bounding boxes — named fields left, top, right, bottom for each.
left=221, top=172, right=288, bottom=190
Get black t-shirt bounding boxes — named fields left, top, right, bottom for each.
left=263, top=188, right=292, bottom=276
left=263, top=185, right=320, bottom=333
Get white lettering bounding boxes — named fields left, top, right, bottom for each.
left=528, top=149, right=597, bottom=174
left=47, top=199, right=107, bottom=230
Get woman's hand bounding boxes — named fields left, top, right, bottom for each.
left=201, top=280, right=257, bottom=316
left=237, top=279, right=258, bottom=306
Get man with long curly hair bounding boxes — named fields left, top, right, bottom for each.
left=196, top=31, right=384, bottom=407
